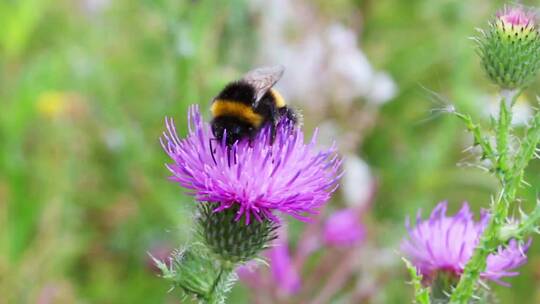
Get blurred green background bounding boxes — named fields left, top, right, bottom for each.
left=1, top=0, right=540, bottom=303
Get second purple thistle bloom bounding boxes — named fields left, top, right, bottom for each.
left=401, top=202, right=530, bottom=286
left=161, top=105, right=341, bottom=224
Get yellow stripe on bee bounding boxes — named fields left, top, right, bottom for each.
left=211, top=99, right=264, bottom=127
left=270, top=88, right=286, bottom=108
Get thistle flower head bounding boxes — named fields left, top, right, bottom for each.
left=401, top=202, right=530, bottom=286
left=198, top=203, right=278, bottom=265
left=153, top=245, right=224, bottom=299
left=497, top=6, right=536, bottom=29
left=323, top=208, right=366, bottom=247
left=161, top=105, right=341, bottom=223
left=478, top=5, right=540, bottom=89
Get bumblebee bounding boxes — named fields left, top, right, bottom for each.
left=210, top=65, right=298, bottom=146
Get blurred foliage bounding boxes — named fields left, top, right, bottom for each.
left=1, top=0, right=540, bottom=303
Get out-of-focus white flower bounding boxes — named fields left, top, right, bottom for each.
left=325, top=24, right=375, bottom=105
left=316, top=120, right=340, bottom=148
left=175, top=25, right=195, bottom=58
left=366, top=72, right=398, bottom=105
left=482, top=94, right=532, bottom=126
left=342, top=154, right=374, bottom=208
left=104, top=129, right=125, bottom=152
left=82, top=0, right=110, bottom=14
left=250, top=0, right=397, bottom=108
left=263, top=35, right=327, bottom=111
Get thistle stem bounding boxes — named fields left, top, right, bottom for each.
left=206, top=266, right=234, bottom=304
left=208, top=268, right=224, bottom=301
left=453, top=112, right=496, bottom=165
left=449, top=90, right=538, bottom=303
left=495, top=93, right=513, bottom=181
left=403, top=258, right=431, bottom=304
left=448, top=190, right=510, bottom=303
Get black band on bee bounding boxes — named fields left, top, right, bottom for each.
left=210, top=66, right=296, bottom=148
left=215, top=82, right=255, bottom=106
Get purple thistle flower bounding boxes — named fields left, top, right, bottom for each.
left=161, top=105, right=341, bottom=223
left=236, top=226, right=302, bottom=295
left=497, top=5, right=536, bottom=27
left=401, top=202, right=530, bottom=286
left=267, top=227, right=301, bottom=295
left=323, top=208, right=366, bottom=247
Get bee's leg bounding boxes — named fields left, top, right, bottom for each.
left=226, top=146, right=238, bottom=167
left=270, top=122, right=278, bottom=145
left=269, top=105, right=281, bottom=145
left=227, top=146, right=232, bottom=167
left=247, top=132, right=255, bottom=148
left=232, top=145, right=238, bottom=165
left=209, top=138, right=217, bottom=165
left=279, top=106, right=299, bottom=125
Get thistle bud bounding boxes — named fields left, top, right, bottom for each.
left=198, top=203, right=278, bottom=266
left=478, top=6, right=540, bottom=89
left=153, top=245, right=220, bottom=300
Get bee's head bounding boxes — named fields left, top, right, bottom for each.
left=211, top=116, right=255, bottom=146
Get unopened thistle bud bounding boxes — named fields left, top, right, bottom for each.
left=477, top=6, right=540, bottom=89
left=198, top=203, right=278, bottom=266
left=153, top=245, right=221, bottom=300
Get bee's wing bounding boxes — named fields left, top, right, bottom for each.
left=241, top=65, right=285, bottom=107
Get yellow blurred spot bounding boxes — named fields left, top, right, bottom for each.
left=515, top=94, right=528, bottom=105
left=36, top=91, right=86, bottom=119
left=36, top=91, right=69, bottom=118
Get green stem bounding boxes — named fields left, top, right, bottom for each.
left=449, top=90, right=539, bottom=303
left=205, top=264, right=235, bottom=304
left=510, top=113, right=540, bottom=193
left=495, top=93, right=513, bottom=181
left=500, top=201, right=540, bottom=241
left=206, top=268, right=224, bottom=304
left=403, top=258, right=431, bottom=304
left=453, top=112, right=496, bottom=165
left=448, top=189, right=512, bottom=303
